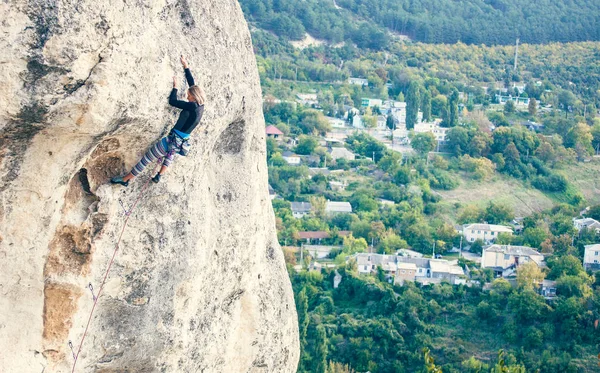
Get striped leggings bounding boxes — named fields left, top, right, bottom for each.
left=130, top=135, right=183, bottom=176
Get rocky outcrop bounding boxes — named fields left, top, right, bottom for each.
left=0, top=0, right=299, bottom=371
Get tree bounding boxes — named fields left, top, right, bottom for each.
left=470, top=239, right=484, bottom=254
left=447, top=88, right=459, bottom=127
left=296, top=287, right=309, bottom=352
left=386, top=114, right=396, bottom=130
left=446, top=127, right=470, bottom=156
left=423, top=348, right=443, bottom=373
left=343, top=233, right=368, bottom=254
left=516, top=262, right=544, bottom=290
left=558, top=89, right=576, bottom=117
left=522, top=227, right=548, bottom=248
left=528, top=98, right=537, bottom=116
left=309, top=195, right=327, bottom=219
left=411, top=132, right=436, bottom=156
left=503, top=99, right=516, bottom=114
left=327, top=362, right=355, bottom=373
left=421, top=89, right=432, bottom=122
left=266, top=137, right=278, bottom=161
left=313, top=325, right=328, bottom=373
left=484, top=202, right=513, bottom=224
left=462, top=356, right=490, bottom=373
left=295, top=135, right=318, bottom=155
left=431, top=94, right=448, bottom=118
left=547, top=255, right=585, bottom=279
left=406, top=81, right=421, bottom=129
left=587, top=204, right=600, bottom=220
left=508, top=289, right=550, bottom=324
left=298, top=109, right=331, bottom=135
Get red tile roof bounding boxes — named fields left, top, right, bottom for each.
left=265, top=125, right=284, bottom=136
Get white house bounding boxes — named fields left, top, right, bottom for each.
left=462, top=223, right=513, bottom=243
left=414, top=119, right=449, bottom=144
left=290, top=202, right=312, bottom=218
left=573, top=217, right=600, bottom=233
left=584, top=244, right=600, bottom=270
left=282, top=151, right=301, bottom=165
left=348, top=77, right=369, bottom=87
left=481, top=244, right=544, bottom=277
left=389, top=102, right=407, bottom=127
left=325, top=201, right=352, bottom=215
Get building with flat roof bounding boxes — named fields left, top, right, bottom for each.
left=462, top=224, right=513, bottom=244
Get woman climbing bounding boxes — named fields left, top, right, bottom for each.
left=111, top=55, right=205, bottom=186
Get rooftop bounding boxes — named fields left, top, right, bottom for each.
left=484, top=244, right=542, bottom=257
left=397, top=262, right=418, bottom=270
left=290, top=202, right=312, bottom=213
left=325, top=201, right=353, bottom=213
left=265, top=125, right=284, bottom=136
left=463, top=223, right=513, bottom=233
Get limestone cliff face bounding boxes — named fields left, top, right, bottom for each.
left=0, top=0, right=299, bottom=371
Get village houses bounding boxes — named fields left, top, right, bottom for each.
left=354, top=253, right=465, bottom=285
left=481, top=244, right=544, bottom=278
left=290, top=201, right=352, bottom=218
left=462, top=223, right=513, bottom=243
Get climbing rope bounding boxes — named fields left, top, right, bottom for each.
left=70, top=163, right=160, bottom=373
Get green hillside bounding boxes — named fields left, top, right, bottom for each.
left=239, top=0, right=600, bottom=46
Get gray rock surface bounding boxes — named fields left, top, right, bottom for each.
left=0, top=0, right=299, bottom=371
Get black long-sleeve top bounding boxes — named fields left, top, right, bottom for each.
left=169, top=68, right=204, bottom=135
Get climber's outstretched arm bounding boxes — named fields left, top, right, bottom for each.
left=181, top=55, right=195, bottom=86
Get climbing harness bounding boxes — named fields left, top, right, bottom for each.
left=69, top=162, right=160, bottom=372
left=169, top=130, right=191, bottom=157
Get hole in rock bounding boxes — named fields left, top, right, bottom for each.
left=78, top=168, right=92, bottom=195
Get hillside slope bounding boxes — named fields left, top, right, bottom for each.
left=239, top=0, right=600, bottom=46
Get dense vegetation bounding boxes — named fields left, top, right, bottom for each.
left=239, top=0, right=600, bottom=46
left=292, top=256, right=600, bottom=373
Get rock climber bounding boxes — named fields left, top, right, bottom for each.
left=111, top=55, right=205, bottom=186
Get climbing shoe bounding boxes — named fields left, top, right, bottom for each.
left=152, top=173, right=161, bottom=183
left=110, top=176, right=129, bottom=187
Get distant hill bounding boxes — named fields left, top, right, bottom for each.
left=239, top=0, right=600, bottom=48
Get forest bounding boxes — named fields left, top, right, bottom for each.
left=239, top=0, right=600, bottom=46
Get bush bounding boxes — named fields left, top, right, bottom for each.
left=429, top=169, right=459, bottom=190
left=532, top=173, right=567, bottom=192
